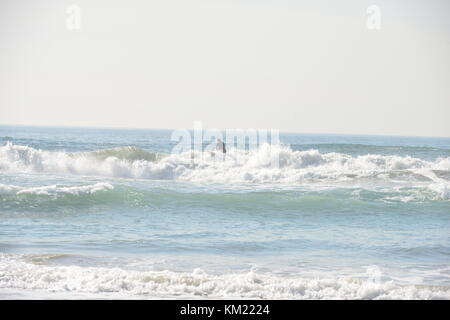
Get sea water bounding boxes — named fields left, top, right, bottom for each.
left=0, top=125, right=449, bottom=299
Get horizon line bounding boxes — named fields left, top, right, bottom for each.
left=0, top=122, right=449, bottom=139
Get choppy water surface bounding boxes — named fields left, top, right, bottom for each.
left=0, top=126, right=449, bottom=299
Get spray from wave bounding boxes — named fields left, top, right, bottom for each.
left=1, top=143, right=449, bottom=189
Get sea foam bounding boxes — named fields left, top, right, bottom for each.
left=1, top=142, right=449, bottom=186
left=0, top=254, right=448, bottom=300
left=0, top=182, right=114, bottom=196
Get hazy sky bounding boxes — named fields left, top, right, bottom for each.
left=1, top=0, right=449, bottom=136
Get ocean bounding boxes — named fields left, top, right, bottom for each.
left=0, top=125, right=449, bottom=299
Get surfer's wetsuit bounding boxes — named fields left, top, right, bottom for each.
left=216, top=140, right=226, bottom=153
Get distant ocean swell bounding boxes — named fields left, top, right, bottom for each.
left=1, top=143, right=449, bottom=187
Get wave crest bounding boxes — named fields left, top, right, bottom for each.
left=1, top=142, right=449, bottom=185
left=0, top=182, right=114, bottom=196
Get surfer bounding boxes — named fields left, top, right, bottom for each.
left=216, top=138, right=226, bottom=154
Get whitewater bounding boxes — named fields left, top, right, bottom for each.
left=1, top=142, right=449, bottom=187
left=1, top=126, right=449, bottom=299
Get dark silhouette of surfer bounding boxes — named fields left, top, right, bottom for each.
left=216, top=139, right=226, bottom=154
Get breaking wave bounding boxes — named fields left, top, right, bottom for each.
left=88, top=146, right=164, bottom=162
left=0, top=254, right=448, bottom=299
left=1, top=142, right=449, bottom=187
left=0, top=182, right=114, bottom=196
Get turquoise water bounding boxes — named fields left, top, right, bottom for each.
left=0, top=125, right=449, bottom=299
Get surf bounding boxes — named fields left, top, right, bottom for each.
left=1, top=253, right=449, bottom=299
left=1, top=142, right=449, bottom=186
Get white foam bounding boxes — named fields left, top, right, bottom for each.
left=0, top=254, right=448, bottom=299
left=1, top=143, right=449, bottom=188
left=0, top=182, right=113, bottom=196
left=427, top=183, right=450, bottom=200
